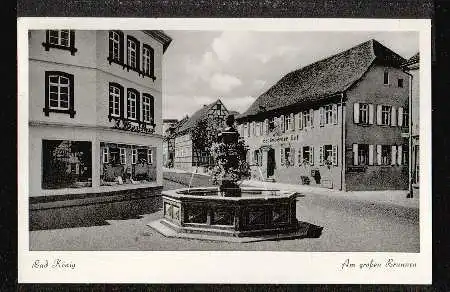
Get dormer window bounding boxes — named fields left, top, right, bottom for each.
left=42, top=30, right=77, bottom=55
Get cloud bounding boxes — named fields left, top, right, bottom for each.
left=209, top=73, right=242, bottom=93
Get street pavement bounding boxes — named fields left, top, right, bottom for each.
left=30, top=171, right=419, bottom=252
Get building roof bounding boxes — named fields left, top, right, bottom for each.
left=176, top=100, right=223, bottom=134
left=143, top=30, right=172, bottom=53
left=163, top=118, right=179, bottom=123
left=237, top=39, right=406, bottom=120
left=402, top=52, right=420, bottom=67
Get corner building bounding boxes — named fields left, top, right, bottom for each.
left=29, top=30, right=172, bottom=197
left=236, top=39, right=410, bottom=191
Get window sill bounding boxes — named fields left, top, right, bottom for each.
left=43, top=107, right=76, bottom=118
left=42, top=42, right=77, bottom=55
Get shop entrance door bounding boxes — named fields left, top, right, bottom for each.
left=267, top=148, right=275, bottom=177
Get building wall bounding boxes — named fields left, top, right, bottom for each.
left=28, top=30, right=166, bottom=196
left=345, top=65, right=409, bottom=191
left=408, top=64, right=420, bottom=185
left=174, top=133, right=192, bottom=170
left=240, top=104, right=344, bottom=190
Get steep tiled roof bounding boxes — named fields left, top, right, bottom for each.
left=176, top=100, right=221, bottom=134
left=238, top=39, right=406, bottom=119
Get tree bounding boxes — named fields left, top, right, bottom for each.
left=191, top=117, right=221, bottom=165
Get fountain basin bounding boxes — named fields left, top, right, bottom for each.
left=148, top=187, right=308, bottom=242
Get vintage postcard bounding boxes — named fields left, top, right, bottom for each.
left=17, top=18, right=431, bottom=283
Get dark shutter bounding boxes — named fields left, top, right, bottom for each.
left=108, top=84, right=112, bottom=120
left=44, top=30, right=50, bottom=51
left=108, top=31, right=113, bottom=60
left=135, top=39, right=140, bottom=72
left=44, top=72, right=49, bottom=116
left=119, top=85, right=124, bottom=119
left=69, top=30, right=76, bottom=55
left=135, top=91, right=140, bottom=122
left=150, top=46, right=155, bottom=79
left=150, top=95, right=155, bottom=125
left=69, top=73, right=75, bottom=118
left=119, top=31, right=124, bottom=64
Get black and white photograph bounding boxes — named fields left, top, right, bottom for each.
left=17, top=18, right=432, bottom=284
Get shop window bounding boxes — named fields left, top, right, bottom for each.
left=42, top=30, right=77, bottom=55
left=281, top=148, right=294, bottom=167
left=44, top=71, right=75, bottom=118
left=42, top=140, right=92, bottom=189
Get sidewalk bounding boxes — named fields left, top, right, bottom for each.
left=242, top=179, right=419, bottom=209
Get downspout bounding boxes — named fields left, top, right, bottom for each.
left=404, top=70, right=414, bottom=198
left=340, top=92, right=345, bottom=191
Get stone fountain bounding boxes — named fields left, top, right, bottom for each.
left=148, top=115, right=309, bottom=242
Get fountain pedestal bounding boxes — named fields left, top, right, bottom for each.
left=148, top=187, right=307, bottom=242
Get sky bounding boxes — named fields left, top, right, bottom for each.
left=162, top=31, right=419, bottom=120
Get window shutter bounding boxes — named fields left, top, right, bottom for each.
left=310, top=109, right=314, bottom=128
left=149, top=46, right=155, bottom=78
left=150, top=95, right=155, bottom=125
left=290, top=113, right=295, bottom=131
left=108, top=31, right=113, bottom=59
left=319, top=145, right=324, bottom=165
left=310, top=146, right=314, bottom=166
left=264, top=119, right=268, bottom=135
left=332, top=104, right=338, bottom=124
left=332, top=145, right=338, bottom=166
left=368, top=104, right=374, bottom=124
left=135, top=39, right=141, bottom=71
left=368, top=144, right=374, bottom=165
left=298, top=112, right=303, bottom=130
left=391, top=106, right=397, bottom=126
left=397, top=107, right=403, bottom=126
left=119, top=86, right=125, bottom=119
left=119, top=32, right=124, bottom=64
left=319, top=107, right=324, bottom=127
left=69, top=30, right=75, bottom=54
left=280, top=148, right=285, bottom=166
left=291, top=148, right=296, bottom=166
left=280, top=115, right=285, bottom=133
left=136, top=92, right=141, bottom=122
left=298, top=147, right=303, bottom=165
left=377, top=145, right=382, bottom=165
left=397, top=145, right=402, bottom=165
left=353, top=144, right=358, bottom=166
left=353, top=103, right=360, bottom=124
left=376, top=105, right=382, bottom=125
left=391, top=145, right=397, bottom=165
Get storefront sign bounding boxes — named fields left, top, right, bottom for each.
left=262, top=134, right=300, bottom=145
left=347, top=166, right=366, bottom=173
left=112, top=119, right=155, bottom=134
